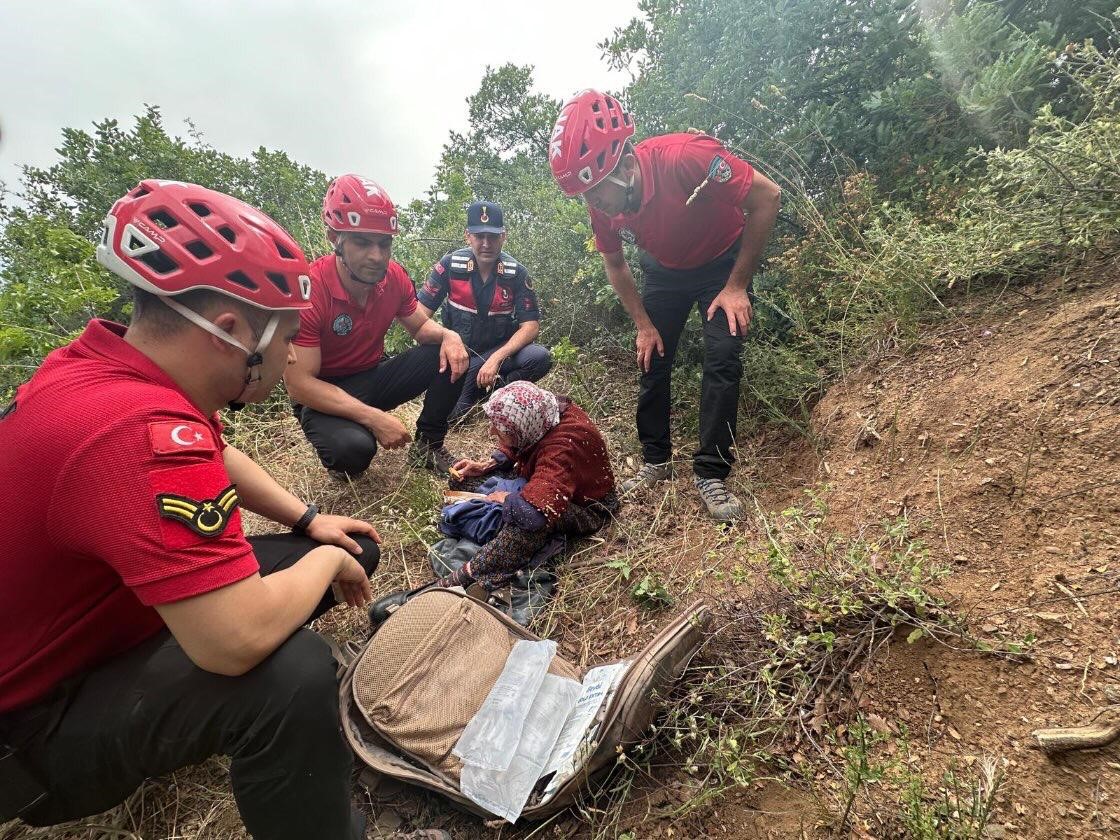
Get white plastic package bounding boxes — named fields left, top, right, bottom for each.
left=459, top=673, right=583, bottom=823
left=453, top=639, right=556, bottom=772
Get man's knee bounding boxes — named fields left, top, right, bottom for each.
left=414, top=342, right=443, bottom=372
left=247, top=630, right=340, bottom=724
left=703, top=324, right=744, bottom=367
left=351, top=536, right=381, bottom=576
left=518, top=345, right=553, bottom=381
left=322, top=427, right=377, bottom=476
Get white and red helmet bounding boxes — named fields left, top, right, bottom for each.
left=549, top=89, right=635, bottom=197
left=322, top=174, right=398, bottom=235
left=96, top=180, right=312, bottom=311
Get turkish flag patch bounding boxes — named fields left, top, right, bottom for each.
left=149, top=421, right=216, bottom=456
left=433, top=261, right=446, bottom=275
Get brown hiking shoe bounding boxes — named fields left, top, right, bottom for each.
left=407, top=440, right=458, bottom=476
left=695, top=477, right=744, bottom=522
left=620, top=461, right=674, bottom=494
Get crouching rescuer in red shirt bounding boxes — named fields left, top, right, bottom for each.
left=0, top=181, right=381, bottom=839
left=549, top=90, right=782, bottom=522
left=284, top=174, right=470, bottom=479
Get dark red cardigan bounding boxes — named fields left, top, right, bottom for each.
left=508, top=401, right=616, bottom=525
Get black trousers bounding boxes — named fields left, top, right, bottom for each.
left=296, top=343, right=465, bottom=476
left=1, top=533, right=379, bottom=840
left=636, top=248, right=746, bottom=480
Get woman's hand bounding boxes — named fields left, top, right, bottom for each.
left=450, top=458, right=494, bottom=479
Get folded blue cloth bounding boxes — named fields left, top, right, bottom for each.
left=477, top=476, right=526, bottom=495
left=439, top=477, right=527, bottom=543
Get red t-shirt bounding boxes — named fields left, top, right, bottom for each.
left=0, top=320, right=259, bottom=714
left=590, top=133, right=754, bottom=270
left=294, top=254, right=418, bottom=378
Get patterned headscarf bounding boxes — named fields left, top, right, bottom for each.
left=483, top=381, right=561, bottom=453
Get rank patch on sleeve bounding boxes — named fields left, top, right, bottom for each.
left=157, top=484, right=240, bottom=538
left=149, top=420, right=216, bottom=456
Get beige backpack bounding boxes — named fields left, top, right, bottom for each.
left=339, top=588, right=709, bottom=821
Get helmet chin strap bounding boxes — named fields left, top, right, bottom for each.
left=606, top=170, right=637, bottom=212
left=160, top=296, right=280, bottom=411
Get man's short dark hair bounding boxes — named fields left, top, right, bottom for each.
left=131, top=288, right=273, bottom=339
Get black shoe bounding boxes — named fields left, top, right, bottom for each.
left=407, top=440, right=458, bottom=476
left=368, top=582, right=439, bottom=632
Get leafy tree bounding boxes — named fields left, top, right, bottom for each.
left=0, top=107, right=330, bottom=394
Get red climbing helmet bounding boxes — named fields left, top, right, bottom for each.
left=96, top=180, right=312, bottom=310
left=549, top=89, right=635, bottom=197
left=322, top=174, right=399, bottom=235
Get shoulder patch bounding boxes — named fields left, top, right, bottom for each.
left=709, top=154, right=733, bottom=183
left=433, top=261, right=446, bottom=275
left=157, top=484, right=240, bottom=538
left=149, top=421, right=216, bottom=457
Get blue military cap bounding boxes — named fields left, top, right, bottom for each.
left=466, top=200, right=505, bottom=234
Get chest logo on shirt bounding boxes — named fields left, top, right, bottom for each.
left=466, top=258, right=475, bottom=273
left=618, top=227, right=636, bottom=245
left=157, top=484, right=240, bottom=538
left=497, top=286, right=512, bottom=303
left=332, top=313, right=354, bottom=336
left=709, top=155, right=733, bottom=183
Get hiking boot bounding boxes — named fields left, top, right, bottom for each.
left=620, top=461, right=674, bottom=494
left=407, top=439, right=458, bottom=476
left=695, top=477, right=744, bottom=522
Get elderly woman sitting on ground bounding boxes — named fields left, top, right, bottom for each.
left=369, top=382, right=618, bottom=627
left=437, top=381, right=618, bottom=600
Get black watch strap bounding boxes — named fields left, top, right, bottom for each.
left=292, top=503, right=319, bottom=534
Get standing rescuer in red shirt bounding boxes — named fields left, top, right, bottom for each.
left=0, top=181, right=382, bottom=839
left=549, top=89, right=782, bottom=522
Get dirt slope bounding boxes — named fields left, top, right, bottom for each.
left=749, top=268, right=1120, bottom=837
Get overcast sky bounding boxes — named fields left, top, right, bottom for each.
left=0, top=0, right=640, bottom=206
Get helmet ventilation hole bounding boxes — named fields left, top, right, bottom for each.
left=136, top=250, right=179, bottom=275
left=267, top=272, right=291, bottom=295
left=148, top=210, right=179, bottom=229
left=217, top=226, right=237, bottom=244
left=188, top=202, right=212, bottom=217
left=184, top=240, right=214, bottom=259
left=226, top=270, right=258, bottom=291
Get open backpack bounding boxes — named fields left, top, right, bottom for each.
left=338, top=588, right=709, bottom=822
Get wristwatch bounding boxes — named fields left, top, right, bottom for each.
left=292, top=503, right=319, bottom=534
